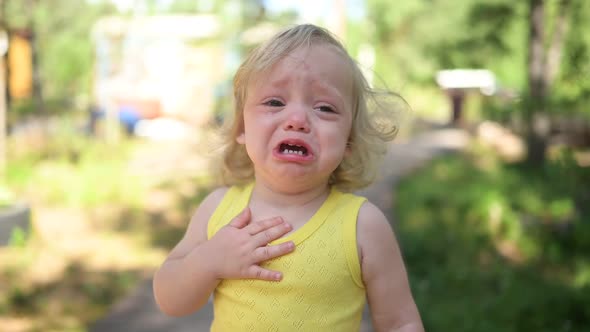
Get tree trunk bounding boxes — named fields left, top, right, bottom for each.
left=0, top=0, right=9, bottom=107
left=526, top=0, right=572, bottom=166
left=545, top=0, right=570, bottom=87
left=449, top=89, right=465, bottom=126
left=526, top=0, right=548, bottom=165
left=528, top=0, right=546, bottom=100
left=29, top=30, right=44, bottom=114
left=26, top=0, right=44, bottom=115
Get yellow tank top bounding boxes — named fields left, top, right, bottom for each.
left=207, top=183, right=367, bottom=331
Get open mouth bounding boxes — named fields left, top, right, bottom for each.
left=279, top=143, right=309, bottom=156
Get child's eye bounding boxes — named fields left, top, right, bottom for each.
left=263, top=99, right=284, bottom=107
left=317, top=105, right=336, bottom=113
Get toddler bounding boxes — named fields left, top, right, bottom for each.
left=154, top=24, right=423, bottom=332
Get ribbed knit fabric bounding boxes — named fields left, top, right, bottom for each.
left=207, top=183, right=367, bottom=331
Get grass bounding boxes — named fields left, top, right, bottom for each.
left=0, top=119, right=214, bottom=332
left=395, top=144, right=590, bottom=332
left=4, top=114, right=589, bottom=331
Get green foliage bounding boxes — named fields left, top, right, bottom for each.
left=556, top=1, right=590, bottom=115
left=1, top=115, right=214, bottom=329
left=396, top=149, right=590, bottom=331
left=366, top=0, right=456, bottom=86
left=6, top=118, right=146, bottom=208
left=25, top=152, right=145, bottom=208
left=3, top=261, right=142, bottom=330
left=8, top=227, right=27, bottom=248
left=366, top=0, right=590, bottom=126
left=437, top=1, right=520, bottom=68
left=0, top=186, right=16, bottom=207
left=35, top=1, right=116, bottom=101
left=3, top=0, right=116, bottom=107
left=366, top=0, right=528, bottom=87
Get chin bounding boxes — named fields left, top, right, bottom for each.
left=272, top=176, right=329, bottom=193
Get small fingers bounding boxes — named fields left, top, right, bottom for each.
left=245, top=216, right=284, bottom=235
left=229, top=207, right=251, bottom=229
left=247, top=265, right=283, bottom=281
left=252, top=222, right=292, bottom=247
left=254, top=241, right=295, bottom=262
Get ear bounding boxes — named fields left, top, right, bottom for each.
left=344, top=141, right=352, bottom=157
left=236, top=132, right=245, bottom=144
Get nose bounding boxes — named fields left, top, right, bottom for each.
left=283, top=105, right=310, bottom=133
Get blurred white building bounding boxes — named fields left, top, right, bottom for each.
left=92, top=15, right=225, bottom=131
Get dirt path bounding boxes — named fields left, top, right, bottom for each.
left=90, top=127, right=470, bottom=332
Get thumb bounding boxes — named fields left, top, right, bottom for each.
left=229, top=207, right=251, bottom=229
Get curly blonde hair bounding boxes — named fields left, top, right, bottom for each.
left=215, top=24, right=403, bottom=192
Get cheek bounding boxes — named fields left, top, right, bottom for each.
left=325, top=132, right=351, bottom=160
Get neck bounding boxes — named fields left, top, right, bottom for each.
left=251, top=180, right=331, bottom=208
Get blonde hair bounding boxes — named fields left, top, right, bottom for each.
left=215, top=24, right=404, bottom=192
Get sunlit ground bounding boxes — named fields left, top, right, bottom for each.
left=1, top=113, right=589, bottom=331
left=0, top=120, right=215, bottom=331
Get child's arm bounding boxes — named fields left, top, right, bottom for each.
left=153, top=188, right=295, bottom=317
left=358, top=202, right=424, bottom=332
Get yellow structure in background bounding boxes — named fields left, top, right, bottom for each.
left=8, top=34, right=32, bottom=100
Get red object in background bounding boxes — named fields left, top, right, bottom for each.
left=115, top=98, right=162, bottom=119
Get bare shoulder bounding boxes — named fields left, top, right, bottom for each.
left=167, top=186, right=229, bottom=259
left=357, top=201, right=390, bottom=227
left=357, top=201, right=395, bottom=252
left=356, top=200, right=400, bottom=281
left=192, top=186, right=229, bottom=223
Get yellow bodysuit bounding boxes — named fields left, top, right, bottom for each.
left=207, top=183, right=367, bottom=331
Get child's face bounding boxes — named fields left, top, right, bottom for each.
left=237, top=43, right=353, bottom=192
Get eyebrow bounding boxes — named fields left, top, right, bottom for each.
left=256, top=65, right=351, bottom=112
left=268, top=76, right=290, bottom=89
left=314, top=83, right=346, bottom=107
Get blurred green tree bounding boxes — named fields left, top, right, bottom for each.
left=366, top=0, right=590, bottom=165
left=1, top=0, right=116, bottom=117
left=0, top=0, right=274, bottom=119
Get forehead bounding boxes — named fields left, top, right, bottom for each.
left=278, top=43, right=349, bottom=70
left=249, top=44, right=353, bottom=100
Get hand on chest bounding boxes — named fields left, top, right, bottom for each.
left=245, top=184, right=333, bottom=238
